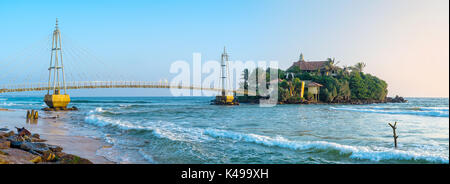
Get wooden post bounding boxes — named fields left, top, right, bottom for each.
left=26, top=110, right=31, bottom=119
left=388, top=122, right=398, bottom=148
left=33, top=111, right=39, bottom=119
left=30, top=110, right=35, bottom=120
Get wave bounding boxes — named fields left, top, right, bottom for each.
left=72, top=100, right=151, bottom=104
left=369, top=106, right=449, bottom=112
left=86, top=107, right=105, bottom=115
left=0, top=102, right=17, bottom=106
left=203, top=129, right=449, bottom=163
left=84, top=114, right=210, bottom=142
left=138, top=149, right=157, bottom=164
left=118, top=104, right=153, bottom=109
left=87, top=107, right=151, bottom=117
left=331, top=107, right=449, bottom=117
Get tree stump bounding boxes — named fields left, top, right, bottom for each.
left=388, top=122, right=398, bottom=148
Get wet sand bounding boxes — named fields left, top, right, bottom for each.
left=0, top=109, right=114, bottom=164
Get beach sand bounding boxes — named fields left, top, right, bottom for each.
left=0, top=109, right=113, bottom=164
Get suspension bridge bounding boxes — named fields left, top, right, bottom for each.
left=0, top=81, right=249, bottom=95
left=0, top=19, right=254, bottom=108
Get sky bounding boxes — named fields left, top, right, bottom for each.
left=0, top=0, right=448, bottom=97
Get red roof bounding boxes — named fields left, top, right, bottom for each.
left=289, top=61, right=327, bottom=71
left=307, top=82, right=323, bottom=87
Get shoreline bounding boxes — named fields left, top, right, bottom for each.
left=239, top=95, right=408, bottom=105
left=0, top=109, right=114, bottom=164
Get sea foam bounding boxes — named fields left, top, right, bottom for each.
left=84, top=114, right=211, bottom=143
left=203, top=129, right=449, bottom=163
left=0, top=102, right=17, bottom=106
left=331, top=107, right=449, bottom=117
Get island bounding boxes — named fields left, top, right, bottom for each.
left=238, top=53, right=407, bottom=104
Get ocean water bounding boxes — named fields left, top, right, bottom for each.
left=1, top=96, right=448, bottom=164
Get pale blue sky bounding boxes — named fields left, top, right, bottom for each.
left=0, top=0, right=448, bottom=97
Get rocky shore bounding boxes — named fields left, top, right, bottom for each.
left=324, top=95, right=408, bottom=105
left=1, top=127, right=93, bottom=164
left=239, top=95, right=408, bottom=105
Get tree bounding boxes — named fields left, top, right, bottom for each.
left=324, top=57, right=340, bottom=75
left=293, top=78, right=303, bottom=96
left=349, top=72, right=368, bottom=99
left=240, top=61, right=387, bottom=104
left=279, top=80, right=289, bottom=89
left=353, top=62, right=366, bottom=73
left=286, top=66, right=302, bottom=74
left=278, top=69, right=286, bottom=80
left=337, top=65, right=351, bottom=78
left=242, top=69, right=249, bottom=90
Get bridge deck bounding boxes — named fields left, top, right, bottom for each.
left=0, top=81, right=257, bottom=96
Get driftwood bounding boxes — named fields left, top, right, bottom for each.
left=388, top=122, right=398, bottom=148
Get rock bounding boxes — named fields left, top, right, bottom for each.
left=0, top=140, right=10, bottom=149
left=0, top=128, right=9, bottom=132
left=7, top=135, right=25, bottom=148
left=0, top=148, right=36, bottom=164
left=30, top=156, right=42, bottom=163
left=42, top=151, right=56, bottom=161
left=55, top=152, right=65, bottom=158
left=23, top=135, right=32, bottom=142
left=19, top=142, right=51, bottom=155
left=48, top=145, right=63, bottom=152
left=31, top=133, right=40, bottom=139
left=15, top=127, right=31, bottom=137
left=6, top=131, right=14, bottom=137
left=18, top=142, right=33, bottom=151
left=32, top=138, right=47, bottom=142
left=0, top=157, right=9, bottom=164
left=386, top=95, right=408, bottom=103
left=15, top=141, right=62, bottom=157
left=56, top=153, right=93, bottom=164
left=42, top=107, right=78, bottom=111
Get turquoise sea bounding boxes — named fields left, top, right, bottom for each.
left=0, top=96, right=448, bottom=164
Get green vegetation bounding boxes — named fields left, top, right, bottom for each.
left=239, top=59, right=388, bottom=104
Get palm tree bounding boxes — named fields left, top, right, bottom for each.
left=324, top=57, right=340, bottom=76
left=353, top=62, right=366, bottom=73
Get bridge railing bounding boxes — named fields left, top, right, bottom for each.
left=0, top=81, right=254, bottom=95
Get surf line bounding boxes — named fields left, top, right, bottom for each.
left=181, top=168, right=215, bottom=182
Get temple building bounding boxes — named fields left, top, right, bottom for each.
left=287, top=53, right=328, bottom=75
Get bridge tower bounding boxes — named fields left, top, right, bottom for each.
left=44, top=19, right=71, bottom=109
left=220, top=46, right=229, bottom=96
left=212, top=47, right=238, bottom=105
